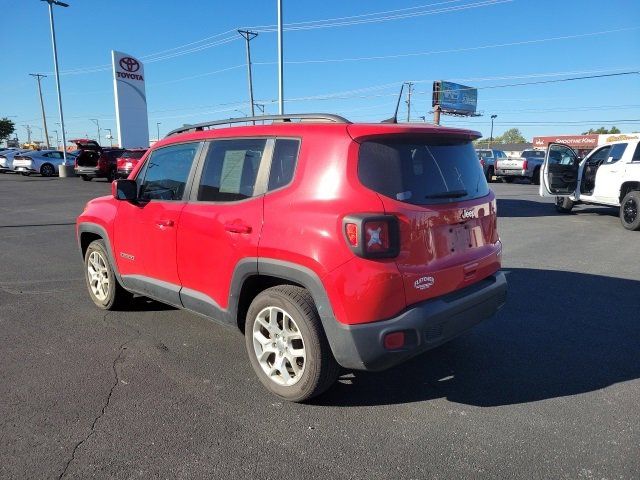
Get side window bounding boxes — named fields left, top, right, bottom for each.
left=268, top=139, right=300, bottom=191
left=604, top=143, right=627, bottom=164
left=548, top=145, right=578, bottom=166
left=197, top=139, right=267, bottom=202
left=48, top=151, right=63, bottom=159
left=633, top=143, right=640, bottom=162
left=139, top=143, right=199, bottom=201
left=588, top=146, right=611, bottom=164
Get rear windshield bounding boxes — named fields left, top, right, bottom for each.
left=521, top=150, right=545, bottom=158
left=120, top=150, right=145, bottom=159
left=476, top=150, right=493, bottom=158
left=358, top=137, right=489, bottom=205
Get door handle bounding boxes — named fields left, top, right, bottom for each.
left=156, top=219, right=174, bottom=228
left=224, top=222, right=252, bottom=234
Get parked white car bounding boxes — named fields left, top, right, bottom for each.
left=12, top=150, right=74, bottom=177
left=539, top=140, right=640, bottom=230
left=0, top=149, right=29, bottom=172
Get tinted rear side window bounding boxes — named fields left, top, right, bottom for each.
left=197, top=139, right=267, bottom=202
left=268, top=139, right=300, bottom=191
left=358, top=138, right=489, bottom=205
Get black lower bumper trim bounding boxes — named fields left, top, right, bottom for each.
left=327, top=271, right=507, bottom=371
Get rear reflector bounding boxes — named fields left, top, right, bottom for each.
left=384, top=331, right=405, bottom=350
left=345, top=223, right=358, bottom=246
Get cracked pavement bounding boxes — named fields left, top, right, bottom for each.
left=1, top=174, right=639, bottom=479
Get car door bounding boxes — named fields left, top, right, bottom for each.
left=112, top=141, right=202, bottom=305
left=592, top=143, right=628, bottom=204
left=176, top=137, right=274, bottom=321
left=540, top=143, right=580, bottom=197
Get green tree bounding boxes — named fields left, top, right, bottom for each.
left=495, top=128, right=527, bottom=144
left=0, top=117, right=15, bottom=142
left=581, top=126, right=621, bottom=135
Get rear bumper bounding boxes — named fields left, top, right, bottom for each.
left=495, top=168, right=528, bottom=178
left=75, top=166, right=104, bottom=177
left=326, top=271, right=507, bottom=371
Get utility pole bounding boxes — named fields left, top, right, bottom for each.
left=156, top=122, right=161, bottom=142
left=490, top=114, right=498, bottom=148
left=404, top=82, right=413, bottom=122
left=90, top=118, right=100, bottom=145
left=43, top=0, right=70, bottom=163
left=53, top=129, right=60, bottom=149
left=29, top=73, right=50, bottom=149
left=277, top=0, right=284, bottom=115
left=238, top=29, right=258, bottom=118
left=23, top=125, right=32, bottom=143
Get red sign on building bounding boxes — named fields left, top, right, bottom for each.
left=532, top=135, right=599, bottom=149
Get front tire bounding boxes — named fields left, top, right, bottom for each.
left=21, top=172, right=31, bottom=176
left=245, top=285, right=339, bottom=402
left=555, top=196, right=574, bottom=213
left=84, top=239, right=133, bottom=310
left=620, top=190, right=640, bottom=231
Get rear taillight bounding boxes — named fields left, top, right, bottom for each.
left=343, top=214, right=399, bottom=258
left=479, top=158, right=485, bottom=167
left=97, top=157, right=107, bottom=169
left=522, top=159, right=528, bottom=170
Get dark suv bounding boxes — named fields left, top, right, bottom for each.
left=76, top=114, right=507, bottom=402
left=72, top=139, right=125, bottom=182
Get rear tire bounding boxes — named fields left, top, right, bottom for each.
left=486, top=166, right=494, bottom=183
left=532, top=168, right=541, bottom=185
left=21, top=172, right=31, bottom=176
left=40, top=163, right=55, bottom=177
left=81, top=175, right=92, bottom=181
left=245, top=285, right=339, bottom=402
left=555, top=196, right=574, bottom=213
left=620, top=190, right=640, bottom=231
left=84, top=239, right=133, bottom=310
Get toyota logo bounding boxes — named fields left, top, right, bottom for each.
left=119, top=57, right=140, bottom=73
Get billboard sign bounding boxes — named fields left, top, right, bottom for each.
left=112, top=50, right=149, bottom=148
left=533, top=135, right=599, bottom=150
left=432, top=81, right=477, bottom=115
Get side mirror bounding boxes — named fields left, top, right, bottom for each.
left=112, top=179, right=137, bottom=201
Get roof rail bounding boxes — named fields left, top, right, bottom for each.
left=166, top=113, right=351, bottom=137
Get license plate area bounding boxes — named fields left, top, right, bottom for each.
left=446, top=223, right=472, bottom=254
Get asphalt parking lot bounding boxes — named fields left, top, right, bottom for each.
left=1, top=173, right=638, bottom=479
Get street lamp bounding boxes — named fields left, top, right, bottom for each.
left=52, top=129, right=60, bottom=149
left=41, top=0, right=70, bottom=163
left=156, top=122, right=161, bottom=141
left=490, top=114, right=498, bottom=147
left=90, top=118, right=101, bottom=145
left=105, top=128, right=113, bottom=147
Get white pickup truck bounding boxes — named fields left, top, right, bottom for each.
left=539, top=139, right=640, bottom=230
left=495, top=149, right=546, bottom=184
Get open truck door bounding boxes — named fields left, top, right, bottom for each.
left=540, top=143, right=580, bottom=197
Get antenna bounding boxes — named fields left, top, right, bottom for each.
left=382, top=83, right=405, bottom=124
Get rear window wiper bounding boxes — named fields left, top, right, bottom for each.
left=425, top=189, right=468, bottom=199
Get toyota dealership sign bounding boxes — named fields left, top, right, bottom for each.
left=112, top=51, right=149, bottom=148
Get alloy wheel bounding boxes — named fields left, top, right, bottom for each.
left=623, top=198, right=638, bottom=225
left=252, top=306, right=306, bottom=386
left=87, top=251, right=110, bottom=301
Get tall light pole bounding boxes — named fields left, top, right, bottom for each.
left=52, top=129, right=60, bottom=149
left=238, top=30, right=258, bottom=118
left=22, top=125, right=32, bottom=143
left=156, top=122, right=161, bottom=142
left=277, top=0, right=284, bottom=115
left=42, top=0, right=70, bottom=162
left=490, top=114, right=498, bottom=147
left=29, top=73, right=51, bottom=149
left=90, top=118, right=101, bottom=145
left=105, top=128, right=113, bottom=147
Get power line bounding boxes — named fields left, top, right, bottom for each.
left=254, top=27, right=637, bottom=65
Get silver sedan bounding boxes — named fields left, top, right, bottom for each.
left=12, top=150, right=75, bottom=177
left=0, top=149, right=30, bottom=173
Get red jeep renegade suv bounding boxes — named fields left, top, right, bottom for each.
left=77, top=114, right=507, bottom=402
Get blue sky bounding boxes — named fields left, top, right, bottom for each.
left=2, top=0, right=639, bottom=146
